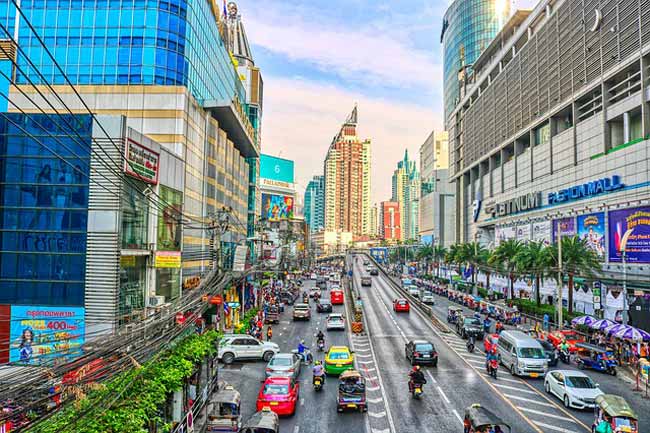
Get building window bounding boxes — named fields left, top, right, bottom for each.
left=157, top=185, right=182, bottom=250
left=121, top=179, right=149, bottom=250
left=119, top=255, right=146, bottom=318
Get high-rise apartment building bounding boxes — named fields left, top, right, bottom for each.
left=369, top=203, right=378, bottom=237
left=379, top=201, right=401, bottom=242
left=323, top=106, right=372, bottom=236
left=392, top=150, right=420, bottom=241
left=304, top=175, right=325, bottom=233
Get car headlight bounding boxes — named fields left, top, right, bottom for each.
left=518, top=361, right=525, bottom=368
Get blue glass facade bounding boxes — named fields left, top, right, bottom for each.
left=441, top=0, right=510, bottom=121
left=0, top=0, right=244, bottom=103
left=304, top=175, right=324, bottom=233
left=0, top=113, right=92, bottom=306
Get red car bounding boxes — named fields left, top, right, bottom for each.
left=256, top=377, right=299, bottom=416
left=547, top=330, right=585, bottom=353
left=393, top=298, right=410, bottom=313
left=330, top=289, right=344, bottom=305
left=484, top=333, right=499, bottom=352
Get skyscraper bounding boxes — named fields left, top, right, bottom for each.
left=369, top=203, right=378, bottom=237
left=392, top=150, right=420, bottom=241
left=324, top=106, right=372, bottom=236
left=379, top=202, right=401, bottom=242
left=304, top=175, right=325, bottom=233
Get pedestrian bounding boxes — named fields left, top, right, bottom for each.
left=267, top=325, right=273, bottom=341
left=640, top=342, right=647, bottom=360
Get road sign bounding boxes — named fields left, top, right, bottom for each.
left=210, top=295, right=223, bottom=305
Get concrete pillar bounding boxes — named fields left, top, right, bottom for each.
left=488, top=155, right=496, bottom=198
left=548, top=117, right=555, bottom=174
left=529, top=129, right=535, bottom=181
left=623, top=111, right=630, bottom=143
left=602, top=81, right=611, bottom=152
left=641, top=56, right=650, bottom=138
left=572, top=101, right=579, bottom=165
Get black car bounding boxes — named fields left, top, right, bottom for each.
left=405, top=340, right=438, bottom=366
left=537, top=338, right=559, bottom=367
left=316, top=278, right=327, bottom=289
left=369, top=268, right=379, bottom=276
left=317, top=300, right=333, bottom=313
left=459, top=317, right=484, bottom=340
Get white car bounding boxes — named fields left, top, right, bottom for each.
left=218, top=334, right=280, bottom=365
left=544, top=370, right=604, bottom=409
left=326, top=313, right=346, bottom=331
left=422, top=293, right=435, bottom=305
left=408, top=286, right=420, bottom=298
left=309, top=287, right=322, bottom=298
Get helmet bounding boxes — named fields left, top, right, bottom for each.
left=412, top=365, right=420, bottom=371
left=315, top=360, right=321, bottom=365
left=491, top=347, right=497, bottom=354
left=300, top=339, right=305, bottom=344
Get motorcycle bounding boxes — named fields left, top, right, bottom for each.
left=486, top=359, right=498, bottom=379
left=466, top=336, right=475, bottom=353
left=558, top=349, right=571, bottom=364
left=317, top=339, right=325, bottom=352
left=313, top=375, right=323, bottom=392
left=410, top=381, right=424, bottom=399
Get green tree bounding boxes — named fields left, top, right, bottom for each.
left=476, top=247, right=493, bottom=293
left=433, top=245, right=447, bottom=278
left=547, top=236, right=602, bottom=314
left=515, top=241, right=553, bottom=306
left=416, top=245, right=433, bottom=274
left=462, top=242, right=489, bottom=291
left=489, top=239, right=524, bottom=299
left=445, top=244, right=463, bottom=275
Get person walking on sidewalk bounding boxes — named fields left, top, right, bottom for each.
left=266, top=326, right=273, bottom=341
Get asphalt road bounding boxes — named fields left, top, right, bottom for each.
left=219, top=279, right=367, bottom=433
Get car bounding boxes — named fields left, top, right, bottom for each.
left=324, top=346, right=354, bottom=375
left=547, top=330, right=585, bottom=353
left=329, top=284, right=340, bottom=291
left=405, top=340, right=438, bottom=366
left=421, top=293, right=435, bottom=305
left=484, top=333, right=499, bottom=353
left=365, top=266, right=372, bottom=273
left=406, top=285, right=420, bottom=298
left=326, top=313, right=346, bottom=331
left=537, top=338, right=559, bottom=367
left=363, top=260, right=370, bottom=266
left=218, top=335, right=280, bottom=365
left=309, top=287, right=321, bottom=299
left=330, top=289, right=344, bottom=305
left=369, top=268, right=379, bottom=276
left=292, top=303, right=311, bottom=321
left=544, top=370, right=603, bottom=409
left=316, top=278, right=327, bottom=289
left=265, top=352, right=302, bottom=379
left=256, top=376, right=300, bottom=416
left=393, top=298, right=410, bottom=312
left=360, top=276, right=372, bottom=287
left=317, top=300, right=333, bottom=313
left=459, top=316, right=484, bottom=340
left=310, top=273, right=317, bottom=280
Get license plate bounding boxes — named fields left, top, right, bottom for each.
left=347, top=404, right=357, bottom=408
left=336, top=364, right=342, bottom=367
left=422, top=355, right=430, bottom=358
left=530, top=373, right=539, bottom=378
left=270, top=402, right=279, bottom=406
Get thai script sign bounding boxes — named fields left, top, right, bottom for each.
left=125, top=138, right=159, bottom=184
left=608, top=206, right=650, bottom=263
left=548, top=175, right=623, bottom=205
left=154, top=251, right=181, bottom=268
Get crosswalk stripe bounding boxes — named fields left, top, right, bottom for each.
left=492, top=383, right=539, bottom=394
left=518, top=407, right=577, bottom=422
left=368, top=411, right=386, bottom=419
left=367, top=386, right=380, bottom=392
left=533, top=421, right=581, bottom=433
left=504, top=394, right=556, bottom=407
left=481, top=374, right=520, bottom=384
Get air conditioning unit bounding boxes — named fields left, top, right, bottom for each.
left=147, top=295, right=166, bottom=308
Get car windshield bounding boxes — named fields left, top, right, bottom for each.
left=329, top=352, right=349, bottom=360
left=517, top=348, right=545, bottom=359
left=415, top=344, right=433, bottom=352
left=263, top=384, right=289, bottom=395
left=565, top=376, right=596, bottom=389
left=295, top=305, right=309, bottom=310
left=398, top=300, right=407, bottom=305
left=464, top=318, right=481, bottom=326
left=270, top=357, right=293, bottom=367
left=329, top=317, right=342, bottom=322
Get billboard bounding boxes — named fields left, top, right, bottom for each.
left=260, top=154, right=294, bottom=184
left=577, top=212, right=606, bottom=258
left=552, top=217, right=576, bottom=243
left=124, top=138, right=159, bottom=184
left=10, top=305, right=85, bottom=365
left=262, top=193, right=294, bottom=222
left=516, top=223, right=531, bottom=242
left=495, top=225, right=516, bottom=246
left=370, top=247, right=388, bottom=263
left=532, top=220, right=551, bottom=245
left=608, top=206, right=650, bottom=263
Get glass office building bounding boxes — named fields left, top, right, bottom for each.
left=441, top=0, right=510, bottom=122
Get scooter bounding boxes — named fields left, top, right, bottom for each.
left=313, top=375, right=323, bottom=392
left=410, top=382, right=424, bottom=399
left=466, top=336, right=475, bottom=353
left=558, top=349, right=571, bottom=364
left=486, top=359, right=498, bottom=379
left=317, top=339, right=325, bottom=352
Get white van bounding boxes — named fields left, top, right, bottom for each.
left=497, top=330, right=548, bottom=378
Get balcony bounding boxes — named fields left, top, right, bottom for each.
left=203, top=95, right=259, bottom=158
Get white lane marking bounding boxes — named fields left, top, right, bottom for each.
left=368, top=411, right=387, bottom=418
left=464, top=354, right=486, bottom=360
left=371, top=429, right=390, bottom=433
left=355, top=353, right=372, bottom=358
left=293, top=425, right=300, bottom=433
left=436, top=386, right=451, bottom=404
left=357, top=360, right=375, bottom=365
left=504, top=394, right=556, bottom=407
left=452, top=409, right=463, bottom=424
left=300, top=398, right=305, bottom=406
left=367, top=397, right=383, bottom=404
left=533, top=421, right=581, bottom=433
left=426, top=370, right=438, bottom=385
left=354, top=348, right=371, bottom=353
left=366, top=385, right=381, bottom=392
left=466, top=359, right=485, bottom=365
left=492, top=383, right=539, bottom=394
left=365, top=376, right=379, bottom=381
left=519, top=407, right=577, bottom=422
left=481, top=374, right=521, bottom=384
left=364, top=367, right=376, bottom=372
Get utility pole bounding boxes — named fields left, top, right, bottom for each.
left=619, top=229, right=634, bottom=325
left=557, top=227, right=563, bottom=331
left=209, top=206, right=231, bottom=333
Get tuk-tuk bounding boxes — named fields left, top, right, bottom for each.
left=264, top=305, right=280, bottom=324
left=238, top=407, right=279, bottom=433
left=464, top=404, right=511, bottom=433
left=447, top=306, right=463, bottom=324
left=593, top=394, right=638, bottom=433
left=575, top=343, right=617, bottom=376
left=207, top=385, right=241, bottom=432
left=337, top=370, right=367, bottom=413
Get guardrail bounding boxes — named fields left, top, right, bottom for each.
left=344, top=257, right=364, bottom=334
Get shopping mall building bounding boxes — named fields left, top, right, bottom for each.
left=447, top=0, right=650, bottom=323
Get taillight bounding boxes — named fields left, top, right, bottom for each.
left=414, top=352, right=420, bottom=357
left=266, top=368, right=272, bottom=372
left=287, top=368, right=294, bottom=372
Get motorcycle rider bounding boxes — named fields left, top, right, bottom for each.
left=408, top=365, right=426, bottom=393
left=486, top=347, right=499, bottom=373
left=495, top=320, right=504, bottom=334
left=316, top=330, right=325, bottom=348
left=298, top=340, right=312, bottom=363
left=483, top=317, right=492, bottom=334
left=559, top=340, right=570, bottom=362
left=312, top=360, right=325, bottom=385
left=466, top=335, right=476, bottom=352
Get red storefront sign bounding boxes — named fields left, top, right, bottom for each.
left=210, top=295, right=223, bottom=305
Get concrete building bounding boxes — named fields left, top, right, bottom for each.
left=369, top=203, right=379, bottom=237
left=419, top=131, right=456, bottom=247
left=312, top=230, right=353, bottom=257
left=447, top=0, right=650, bottom=320
left=392, top=150, right=420, bottom=241
left=441, top=0, right=512, bottom=121
left=304, top=175, right=325, bottom=233
left=324, top=106, right=372, bottom=236
left=379, top=201, right=401, bottom=242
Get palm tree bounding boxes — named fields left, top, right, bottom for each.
left=445, top=244, right=462, bottom=276
left=416, top=245, right=433, bottom=274
left=433, top=245, right=447, bottom=278
left=463, top=242, right=489, bottom=292
left=515, top=241, right=553, bottom=306
left=548, top=236, right=602, bottom=314
left=476, top=247, right=493, bottom=293
left=489, top=239, right=524, bottom=299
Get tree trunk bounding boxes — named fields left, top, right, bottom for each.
left=509, top=273, right=515, bottom=299
left=486, top=272, right=491, bottom=292
left=535, top=274, right=541, bottom=306
left=568, top=274, right=574, bottom=314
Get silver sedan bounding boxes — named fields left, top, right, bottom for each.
left=265, top=352, right=302, bottom=379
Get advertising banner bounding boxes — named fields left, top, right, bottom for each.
left=577, top=212, right=606, bottom=258
left=154, top=251, right=182, bottom=268
left=516, top=223, right=531, bottom=242
left=262, top=193, right=294, bottom=222
left=495, top=226, right=516, bottom=246
left=232, top=245, right=248, bottom=272
left=532, top=220, right=552, bottom=245
left=608, top=206, right=650, bottom=263
left=124, top=139, right=159, bottom=184
left=260, top=154, right=295, bottom=184
left=552, top=217, right=576, bottom=243
left=10, top=305, right=85, bottom=365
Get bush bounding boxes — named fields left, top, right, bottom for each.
left=234, top=307, right=260, bottom=334
left=510, top=299, right=581, bottom=323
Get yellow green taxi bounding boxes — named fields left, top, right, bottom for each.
left=324, top=345, right=354, bottom=375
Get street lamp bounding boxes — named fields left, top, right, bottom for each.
left=557, top=225, right=563, bottom=330
left=473, top=231, right=481, bottom=296
left=619, top=229, right=634, bottom=325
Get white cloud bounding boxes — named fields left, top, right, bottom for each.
left=241, top=1, right=441, bottom=91
left=259, top=76, right=441, bottom=204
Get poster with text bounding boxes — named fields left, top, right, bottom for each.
left=516, top=223, right=531, bottom=242
left=10, top=305, right=85, bottom=365
left=577, top=212, right=606, bottom=258
left=608, top=206, right=650, bottom=263
left=262, top=193, right=294, bottom=222
left=495, top=226, right=516, bottom=246
left=532, top=220, right=552, bottom=245
left=552, top=217, right=576, bottom=243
